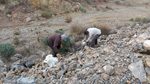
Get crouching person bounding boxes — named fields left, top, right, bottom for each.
left=47, top=34, right=67, bottom=60
left=84, top=28, right=101, bottom=47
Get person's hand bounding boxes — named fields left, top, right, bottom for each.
left=57, top=54, right=61, bottom=60
left=86, top=41, right=89, bottom=44
left=60, top=44, right=63, bottom=48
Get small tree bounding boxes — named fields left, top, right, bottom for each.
left=41, top=11, right=52, bottom=19
left=79, top=6, right=86, bottom=13
left=41, top=36, right=48, bottom=49
left=0, top=43, right=15, bottom=58
left=55, top=29, right=72, bottom=54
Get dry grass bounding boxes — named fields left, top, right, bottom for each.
left=13, top=28, right=20, bottom=35
left=65, top=15, right=72, bottom=23
left=70, top=23, right=87, bottom=35
left=70, top=23, right=87, bottom=42
left=13, top=37, right=20, bottom=45
left=92, top=23, right=111, bottom=35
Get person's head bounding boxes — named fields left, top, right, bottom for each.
left=84, top=31, right=89, bottom=37
left=61, top=34, right=67, bottom=41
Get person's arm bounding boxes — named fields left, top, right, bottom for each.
left=86, top=33, right=92, bottom=42
left=83, top=36, right=87, bottom=42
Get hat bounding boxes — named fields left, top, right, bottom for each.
left=61, top=34, right=67, bottom=41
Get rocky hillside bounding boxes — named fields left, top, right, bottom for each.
left=0, top=0, right=111, bottom=28
left=0, top=22, right=150, bottom=84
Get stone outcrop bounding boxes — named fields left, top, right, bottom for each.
left=1, top=22, right=150, bottom=83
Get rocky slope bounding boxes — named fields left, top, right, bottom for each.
left=1, top=22, right=150, bottom=84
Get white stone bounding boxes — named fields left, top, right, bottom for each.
left=145, top=58, right=150, bottom=67
left=128, top=60, right=146, bottom=82
left=136, top=33, right=150, bottom=43
left=26, top=17, right=32, bottom=22
left=102, top=73, right=110, bottom=80
left=143, top=40, right=150, bottom=50
left=145, top=67, right=150, bottom=76
left=17, top=76, right=35, bottom=84
left=103, top=65, right=115, bottom=75
left=0, top=59, right=4, bottom=66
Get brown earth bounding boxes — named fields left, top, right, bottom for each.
left=0, top=0, right=150, bottom=56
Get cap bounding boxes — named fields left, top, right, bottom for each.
left=61, top=34, right=67, bottom=41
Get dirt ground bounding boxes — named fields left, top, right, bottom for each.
left=0, top=1, right=150, bottom=56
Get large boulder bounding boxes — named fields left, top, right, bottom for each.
left=143, top=40, right=150, bottom=50
left=128, top=60, right=146, bottom=82
left=135, top=32, right=150, bottom=43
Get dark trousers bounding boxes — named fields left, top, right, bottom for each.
left=90, top=34, right=100, bottom=47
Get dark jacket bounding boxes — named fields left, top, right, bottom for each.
left=47, top=34, right=61, bottom=55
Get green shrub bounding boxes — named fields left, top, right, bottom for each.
left=0, top=43, right=15, bottom=58
left=86, top=0, right=92, bottom=4
left=106, top=6, right=113, bottom=10
left=114, top=0, right=120, bottom=5
left=142, top=18, right=150, bottom=23
left=41, top=37, right=48, bottom=49
left=0, top=0, right=8, bottom=4
left=131, top=17, right=150, bottom=23
left=55, top=29, right=67, bottom=35
left=100, top=0, right=107, bottom=2
left=79, top=7, right=86, bottom=13
left=59, top=35, right=72, bottom=54
left=64, top=10, right=70, bottom=14
left=129, top=18, right=134, bottom=21
left=135, top=17, right=142, bottom=22
left=41, top=11, right=52, bottom=19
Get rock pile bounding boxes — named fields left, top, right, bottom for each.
left=1, top=22, right=150, bottom=84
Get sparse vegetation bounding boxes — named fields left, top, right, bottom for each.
left=130, top=17, right=150, bottom=23
left=41, top=11, right=52, bottom=19
left=25, top=48, right=32, bottom=55
left=55, top=29, right=67, bottom=35
left=79, top=6, right=86, bottom=13
left=65, top=15, right=72, bottom=23
left=122, top=1, right=131, bottom=6
left=100, top=0, right=107, bottom=2
left=129, top=18, right=134, bottom=21
left=64, top=10, right=70, bottom=14
left=114, top=0, right=120, bottom=5
left=92, top=23, right=111, bottom=35
left=0, top=43, right=15, bottom=58
left=0, top=0, right=8, bottom=4
left=13, top=37, right=20, bottom=45
left=70, top=23, right=87, bottom=35
left=70, top=24, right=87, bottom=42
left=41, top=36, right=48, bottom=49
left=134, top=17, right=142, bottom=22
left=142, top=18, right=150, bottom=23
left=86, top=0, right=92, bottom=4
left=106, top=6, right=113, bottom=10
